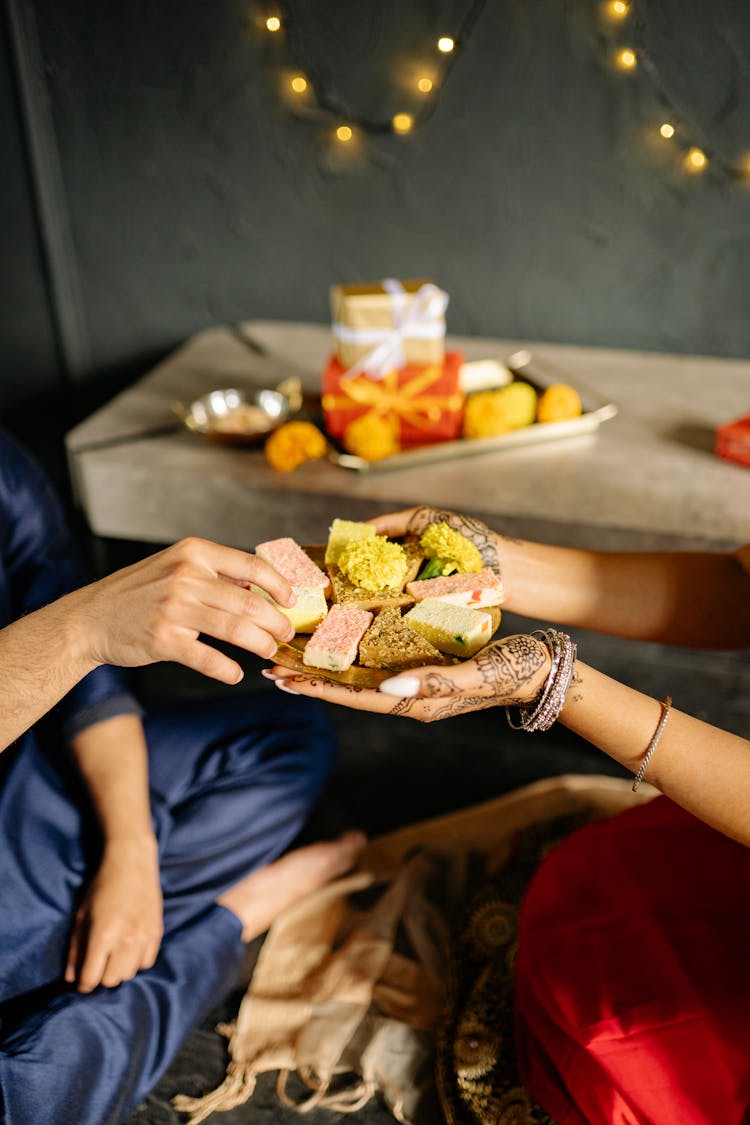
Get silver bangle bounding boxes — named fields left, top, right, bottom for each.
left=632, top=696, right=672, bottom=792
left=506, top=629, right=577, bottom=732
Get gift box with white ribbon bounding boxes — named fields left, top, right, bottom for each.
left=330, top=278, right=448, bottom=376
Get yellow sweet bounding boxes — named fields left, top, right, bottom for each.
left=325, top=518, right=375, bottom=566
left=337, top=535, right=408, bottom=591
left=264, top=421, right=327, bottom=472
left=342, top=413, right=400, bottom=461
left=463, top=382, right=538, bottom=439
left=419, top=523, right=482, bottom=573
left=536, top=383, right=583, bottom=424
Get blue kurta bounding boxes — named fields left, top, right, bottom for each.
left=0, top=428, right=337, bottom=1123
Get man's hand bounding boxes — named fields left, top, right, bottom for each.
left=68, top=537, right=298, bottom=685
left=65, top=837, right=164, bottom=992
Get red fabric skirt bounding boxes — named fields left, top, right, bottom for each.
left=514, top=797, right=750, bottom=1125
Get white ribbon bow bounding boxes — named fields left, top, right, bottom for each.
left=334, top=278, right=448, bottom=380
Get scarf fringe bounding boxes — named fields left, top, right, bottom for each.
left=276, top=1067, right=377, bottom=1115
left=171, top=1061, right=257, bottom=1124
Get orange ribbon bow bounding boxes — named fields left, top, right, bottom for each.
left=322, top=366, right=463, bottom=430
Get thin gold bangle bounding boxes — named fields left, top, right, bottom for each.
left=632, top=696, right=672, bottom=792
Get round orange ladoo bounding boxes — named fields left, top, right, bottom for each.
left=264, top=420, right=328, bottom=472
left=536, top=383, right=583, bottom=424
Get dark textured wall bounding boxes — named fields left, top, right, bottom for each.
left=0, top=7, right=61, bottom=415
left=3, top=0, right=750, bottom=433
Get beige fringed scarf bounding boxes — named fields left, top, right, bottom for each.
left=174, top=774, right=654, bottom=1124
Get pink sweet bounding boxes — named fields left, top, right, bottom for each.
left=256, top=537, right=329, bottom=589
left=303, top=605, right=373, bottom=672
left=407, top=567, right=504, bottom=608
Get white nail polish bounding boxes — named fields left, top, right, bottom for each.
left=261, top=669, right=279, bottom=681
left=379, top=675, right=420, bottom=697
left=275, top=681, right=300, bottom=696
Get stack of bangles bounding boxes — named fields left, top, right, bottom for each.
left=506, top=628, right=577, bottom=732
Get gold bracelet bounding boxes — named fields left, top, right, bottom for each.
left=632, top=696, right=672, bottom=792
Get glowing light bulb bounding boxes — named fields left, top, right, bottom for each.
left=659, top=122, right=675, bottom=139
left=392, top=113, right=413, bottom=134
left=686, top=146, right=707, bottom=171
left=265, top=15, right=281, bottom=31
left=417, top=77, right=433, bottom=93
left=336, top=125, right=353, bottom=143
left=437, top=36, right=455, bottom=53
left=290, top=75, right=307, bottom=94
left=606, top=0, right=630, bottom=17
left=616, top=47, right=637, bottom=69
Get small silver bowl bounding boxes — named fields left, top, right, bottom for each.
left=174, top=384, right=297, bottom=445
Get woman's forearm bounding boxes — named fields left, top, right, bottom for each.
left=498, top=536, right=750, bottom=649
left=561, top=661, right=750, bottom=845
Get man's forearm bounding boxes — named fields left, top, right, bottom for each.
left=0, top=594, right=96, bottom=752
left=69, top=713, right=155, bottom=845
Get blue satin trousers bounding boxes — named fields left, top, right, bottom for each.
left=0, top=691, right=337, bottom=1124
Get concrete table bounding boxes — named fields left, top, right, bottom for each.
left=66, top=321, right=750, bottom=554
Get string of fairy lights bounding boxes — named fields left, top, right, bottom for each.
left=257, top=0, right=487, bottom=142
left=601, top=0, right=747, bottom=181
left=258, top=1, right=747, bottom=181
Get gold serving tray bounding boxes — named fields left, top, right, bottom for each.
left=329, top=350, right=618, bottom=473
left=272, top=545, right=502, bottom=687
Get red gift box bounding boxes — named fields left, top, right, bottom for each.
left=716, top=414, right=750, bottom=469
left=321, top=352, right=465, bottom=447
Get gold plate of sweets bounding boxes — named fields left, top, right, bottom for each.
left=272, top=543, right=502, bottom=688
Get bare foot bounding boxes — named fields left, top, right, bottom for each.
left=217, top=830, right=366, bottom=941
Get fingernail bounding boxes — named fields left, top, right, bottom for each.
left=379, top=675, right=420, bottom=697
left=261, top=669, right=280, bottom=681
left=275, top=681, right=300, bottom=696
left=286, top=592, right=297, bottom=606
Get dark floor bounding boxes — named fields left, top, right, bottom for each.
left=118, top=594, right=750, bottom=1123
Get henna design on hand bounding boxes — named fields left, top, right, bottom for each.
left=389, top=692, right=495, bottom=723
left=389, top=695, right=419, bottom=718
left=421, top=671, right=458, bottom=698
left=425, top=694, right=498, bottom=721
left=405, top=507, right=435, bottom=537
left=473, top=636, right=547, bottom=704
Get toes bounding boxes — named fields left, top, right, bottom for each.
left=340, top=829, right=367, bottom=858
left=328, top=830, right=367, bottom=876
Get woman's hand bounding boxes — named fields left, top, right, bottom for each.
left=267, top=634, right=550, bottom=723
left=368, top=506, right=502, bottom=574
